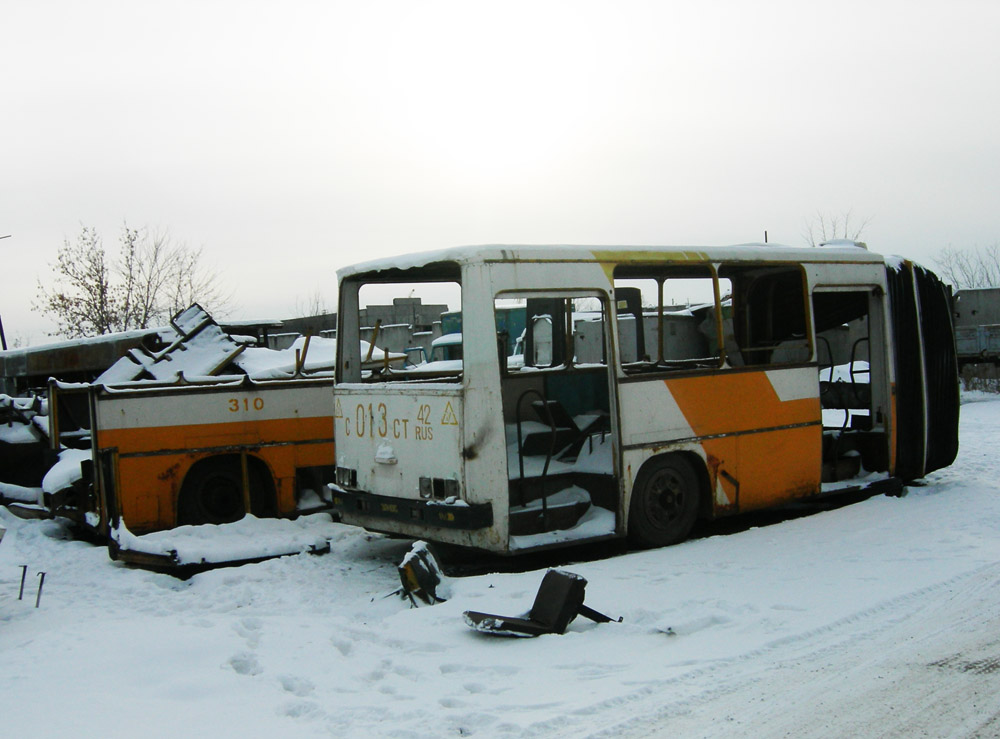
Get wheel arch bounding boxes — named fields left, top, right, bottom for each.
left=175, top=452, right=279, bottom=526
left=624, top=449, right=710, bottom=546
left=625, top=449, right=710, bottom=517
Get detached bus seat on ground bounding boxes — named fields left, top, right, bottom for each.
left=463, top=569, right=619, bottom=637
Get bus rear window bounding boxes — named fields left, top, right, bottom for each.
left=339, top=278, right=462, bottom=382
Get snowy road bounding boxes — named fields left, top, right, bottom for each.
left=2, top=395, right=1000, bottom=737
left=608, top=562, right=1000, bottom=739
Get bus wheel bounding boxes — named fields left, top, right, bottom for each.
left=628, top=455, right=700, bottom=548
left=177, top=459, right=245, bottom=526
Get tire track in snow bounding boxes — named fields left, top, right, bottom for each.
left=550, top=561, right=1000, bottom=739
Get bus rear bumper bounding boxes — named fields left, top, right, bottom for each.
left=328, top=487, right=494, bottom=530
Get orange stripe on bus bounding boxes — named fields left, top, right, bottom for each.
left=664, top=371, right=822, bottom=513
left=114, top=439, right=335, bottom=534
left=97, top=416, right=334, bottom=454
left=665, top=373, right=819, bottom=438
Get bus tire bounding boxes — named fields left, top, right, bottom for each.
left=628, top=455, right=701, bottom=548
left=177, top=458, right=245, bottom=526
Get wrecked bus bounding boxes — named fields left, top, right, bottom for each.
left=49, top=376, right=336, bottom=537
left=46, top=306, right=337, bottom=542
left=328, top=243, right=959, bottom=554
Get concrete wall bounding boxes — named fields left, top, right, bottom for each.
left=953, top=288, right=1000, bottom=328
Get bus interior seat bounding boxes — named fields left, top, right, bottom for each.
left=520, top=399, right=607, bottom=459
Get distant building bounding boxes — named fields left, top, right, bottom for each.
left=271, top=313, right=338, bottom=342
left=360, top=298, right=448, bottom=335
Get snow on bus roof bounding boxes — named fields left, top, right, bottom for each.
left=337, top=242, right=886, bottom=279
left=431, top=332, right=462, bottom=347
left=0, top=326, right=170, bottom=359
left=233, top=336, right=337, bottom=379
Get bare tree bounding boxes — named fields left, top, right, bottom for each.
left=934, top=243, right=1000, bottom=289
left=35, top=225, right=117, bottom=337
left=802, top=209, right=872, bottom=247
left=161, top=237, right=230, bottom=317
left=36, top=223, right=230, bottom=338
left=294, top=289, right=331, bottom=318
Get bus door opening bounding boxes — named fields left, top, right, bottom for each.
left=495, top=292, right=618, bottom=548
left=813, top=288, right=890, bottom=484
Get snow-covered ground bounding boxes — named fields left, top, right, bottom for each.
left=2, top=395, right=1000, bottom=737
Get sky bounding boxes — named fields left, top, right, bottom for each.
left=3, top=0, right=1000, bottom=346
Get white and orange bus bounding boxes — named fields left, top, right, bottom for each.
left=48, top=376, right=336, bottom=537
left=329, top=242, right=959, bottom=553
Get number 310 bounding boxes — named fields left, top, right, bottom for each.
left=228, top=397, right=265, bottom=412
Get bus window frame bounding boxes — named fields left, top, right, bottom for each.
left=719, top=262, right=813, bottom=368
left=612, top=263, right=726, bottom=376
left=494, top=288, right=612, bottom=374
left=337, top=266, right=464, bottom=385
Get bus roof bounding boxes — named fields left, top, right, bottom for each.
left=337, top=242, right=886, bottom=280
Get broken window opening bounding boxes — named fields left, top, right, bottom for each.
left=719, top=264, right=811, bottom=367
left=613, top=265, right=725, bottom=374
left=342, top=279, right=462, bottom=383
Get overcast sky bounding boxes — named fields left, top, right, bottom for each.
left=3, top=0, right=999, bottom=345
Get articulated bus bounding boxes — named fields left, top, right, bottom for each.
left=330, top=243, right=959, bottom=554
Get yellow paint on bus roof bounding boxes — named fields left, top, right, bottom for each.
left=590, top=248, right=711, bottom=263
left=338, top=242, right=886, bottom=281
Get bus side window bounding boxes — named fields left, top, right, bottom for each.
left=614, top=267, right=722, bottom=372
left=720, top=265, right=810, bottom=367
left=495, top=293, right=610, bottom=372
